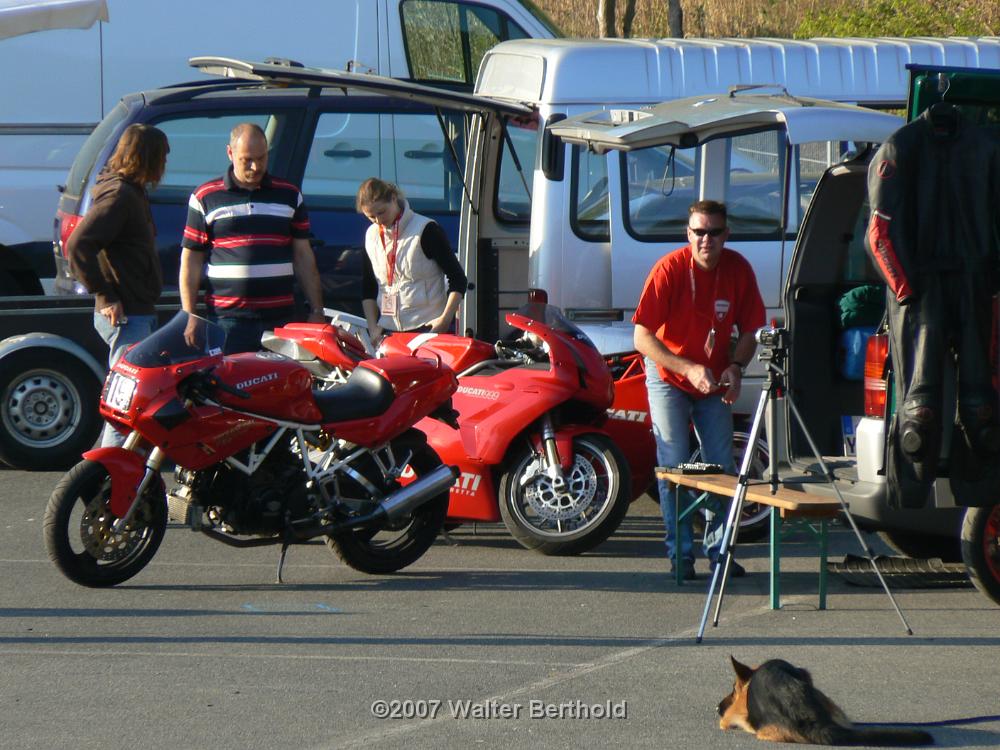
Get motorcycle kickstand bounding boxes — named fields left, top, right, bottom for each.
left=440, top=527, right=460, bottom=546
left=276, top=540, right=291, bottom=584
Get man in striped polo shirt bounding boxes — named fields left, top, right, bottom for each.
left=179, top=122, right=323, bottom=353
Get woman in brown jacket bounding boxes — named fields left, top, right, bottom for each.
left=66, top=123, right=169, bottom=446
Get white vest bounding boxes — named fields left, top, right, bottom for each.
left=364, top=200, right=448, bottom=331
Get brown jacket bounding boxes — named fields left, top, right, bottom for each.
left=66, top=171, right=162, bottom=314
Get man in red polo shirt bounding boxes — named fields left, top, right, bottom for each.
left=633, top=199, right=765, bottom=580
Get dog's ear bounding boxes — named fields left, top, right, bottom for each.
left=729, top=655, right=754, bottom=683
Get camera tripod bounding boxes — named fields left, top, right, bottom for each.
left=696, top=328, right=912, bottom=643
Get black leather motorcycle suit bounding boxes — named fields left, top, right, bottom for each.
left=865, top=106, right=1000, bottom=508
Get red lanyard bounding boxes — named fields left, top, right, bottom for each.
left=688, top=253, right=719, bottom=314
left=689, top=251, right=720, bottom=356
left=378, top=218, right=400, bottom=286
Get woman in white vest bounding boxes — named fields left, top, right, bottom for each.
left=356, top=177, right=468, bottom=341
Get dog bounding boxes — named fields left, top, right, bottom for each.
left=718, top=656, right=933, bottom=745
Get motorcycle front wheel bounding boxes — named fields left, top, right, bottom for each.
left=960, top=504, right=1000, bottom=606
left=326, top=443, right=449, bottom=574
left=498, top=434, right=631, bottom=556
left=43, top=459, right=167, bottom=587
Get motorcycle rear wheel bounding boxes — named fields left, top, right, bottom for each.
left=43, top=459, right=167, bottom=587
left=325, top=443, right=448, bottom=574
left=498, top=434, right=631, bottom=555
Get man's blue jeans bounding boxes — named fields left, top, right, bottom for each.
left=94, top=312, right=157, bottom=447
left=645, top=358, right=735, bottom=563
left=210, top=314, right=292, bottom=355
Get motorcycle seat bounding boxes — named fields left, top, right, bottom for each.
left=313, top=365, right=394, bottom=422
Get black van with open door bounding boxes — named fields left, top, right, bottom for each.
left=782, top=63, right=1000, bottom=606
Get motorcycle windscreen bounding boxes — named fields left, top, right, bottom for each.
left=514, top=301, right=598, bottom=350
left=123, top=311, right=226, bottom=367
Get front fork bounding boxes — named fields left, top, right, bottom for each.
left=99, top=432, right=165, bottom=531
left=539, top=414, right=567, bottom=491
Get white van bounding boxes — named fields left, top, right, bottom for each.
left=0, top=0, right=557, bottom=293
left=460, top=37, right=1000, bottom=352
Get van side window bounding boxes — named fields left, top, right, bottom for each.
left=149, top=112, right=290, bottom=203
left=401, top=0, right=528, bottom=86
left=793, top=140, right=850, bottom=232
left=494, top=120, right=536, bottom=224
left=725, top=131, right=784, bottom=236
left=392, top=111, right=466, bottom=214
left=570, top=146, right=610, bottom=241
left=302, top=111, right=464, bottom=215
left=622, top=144, right=699, bottom=238
left=301, top=112, right=380, bottom=210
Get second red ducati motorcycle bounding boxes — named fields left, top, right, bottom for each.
left=268, top=298, right=634, bottom=555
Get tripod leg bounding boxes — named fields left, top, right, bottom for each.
left=696, top=386, right=770, bottom=642
left=781, top=378, right=913, bottom=635
left=711, top=486, right=748, bottom=625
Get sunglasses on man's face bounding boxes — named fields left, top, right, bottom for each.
left=689, top=227, right=726, bottom=238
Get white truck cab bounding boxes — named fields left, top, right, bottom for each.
left=460, top=37, right=1000, bottom=350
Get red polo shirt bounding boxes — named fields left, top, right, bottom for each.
left=632, top=245, right=765, bottom=397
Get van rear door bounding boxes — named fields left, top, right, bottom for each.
left=550, top=93, right=902, bottom=326
left=189, top=57, right=533, bottom=119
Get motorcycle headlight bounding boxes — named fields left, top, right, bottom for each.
left=103, top=371, right=137, bottom=412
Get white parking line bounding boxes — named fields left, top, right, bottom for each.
left=309, top=603, right=774, bottom=749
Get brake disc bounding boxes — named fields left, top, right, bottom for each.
left=523, top=454, right=598, bottom=522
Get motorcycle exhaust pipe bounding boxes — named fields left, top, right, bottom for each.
left=334, top=464, right=459, bottom=532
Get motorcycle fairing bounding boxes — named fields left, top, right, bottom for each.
left=82, top=447, right=146, bottom=517
left=269, top=322, right=368, bottom=370
left=601, top=353, right=656, bottom=501
left=381, top=332, right=496, bottom=374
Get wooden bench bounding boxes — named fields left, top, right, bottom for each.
left=656, top=469, right=842, bottom=609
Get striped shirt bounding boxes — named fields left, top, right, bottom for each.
left=182, top=169, right=310, bottom=320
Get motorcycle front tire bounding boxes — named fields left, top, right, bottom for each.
left=43, top=459, right=167, bottom=587
left=498, top=433, right=631, bottom=556
left=326, top=443, right=449, bottom=574
left=960, top=504, right=1000, bottom=607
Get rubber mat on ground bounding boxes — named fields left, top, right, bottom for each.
left=829, top=554, right=972, bottom=588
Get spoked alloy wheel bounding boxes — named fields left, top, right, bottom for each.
left=960, top=505, right=1000, bottom=606
left=498, top=434, right=631, bottom=555
left=43, top=460, right=167, bottom=587
left=326, top=443, right=449, bottom=574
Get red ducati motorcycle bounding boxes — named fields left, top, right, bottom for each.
left=43, top=311, right=459, bottom=587
left=269, top=299, right=633, bottom=555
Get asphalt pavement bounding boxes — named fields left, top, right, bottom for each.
left=2, top=467, right=998, bottom=749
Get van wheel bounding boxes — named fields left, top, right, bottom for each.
left=0, top=351, right=102, bottom=470
left=878, top=529, right=961, bottom=562
left=960, top=505, right=1000, bottom=606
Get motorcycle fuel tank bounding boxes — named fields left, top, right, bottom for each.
left=213, top=351, right=322, bottom=424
